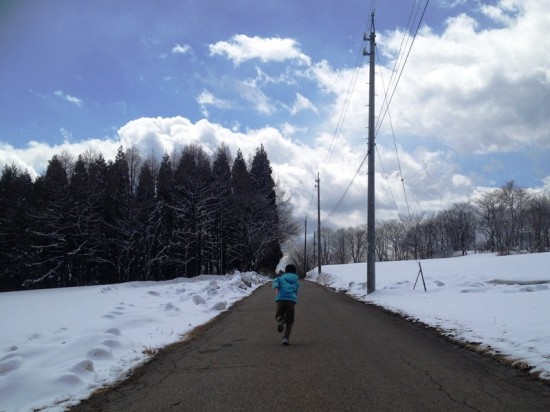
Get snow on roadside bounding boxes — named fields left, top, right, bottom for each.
left=0, top=272, right=269, bottom=412
left=307, top=252, right=550, bottom=381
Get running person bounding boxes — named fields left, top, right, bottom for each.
left=272, top=264, right=300, bottom=345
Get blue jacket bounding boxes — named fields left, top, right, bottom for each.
left=272, top=272, right=300, bottom=303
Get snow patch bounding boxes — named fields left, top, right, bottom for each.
left=0, top=271, right=269, bottom=411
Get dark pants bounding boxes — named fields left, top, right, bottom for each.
left=275, top=300, right=295, bottom=338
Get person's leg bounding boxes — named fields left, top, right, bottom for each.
left=283, top=302, right=295, bottom=339
left=275, top=301, right=285, bottom=332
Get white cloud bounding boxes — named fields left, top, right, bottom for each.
left=0, top=138, right=119, bottom=179
left=376, top=0, right=550, bottom=155
left=172, top=43, right=191, bottom=55
left=452, top=174, right=471, bottom=187
left=2, top=115, right=548, bottom=229
left=236, top=79, right=276, bottom=115
left=209, top=34, right=311, bottom=66
left=288, top=93, right=318, bottom=116
left=481, top=0, right=522, bottom=25
left=196, top=90, right=233, bottom=117
left=3, top=1, right=550, bottom=229
left=54, top=90, right=83, bottom=107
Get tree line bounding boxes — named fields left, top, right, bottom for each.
left=289, top=181, right=550, bottom=272
left=0, top=143, right=299, bottom=291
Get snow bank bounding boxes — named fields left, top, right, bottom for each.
left=0, top=272, right=269, bottom=412
left=308, top=252, right=550, bottom=381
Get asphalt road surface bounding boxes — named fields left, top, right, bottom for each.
left=72, top=281, right=550, bottom=411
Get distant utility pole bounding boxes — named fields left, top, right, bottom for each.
left=313, top=230, right=316, bottom=272
left=364, top=12, right=376, bottom=294
left=303, top=217, right=307, bottom=277
left=316, top=173, right=321, bottom=274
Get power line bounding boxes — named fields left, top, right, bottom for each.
left=375, top=0, right=430, bottom=135
left=306, top=15, right=372, bottom=222
left=314, top=0, right=429, bottom=226
left=321, top=151, right=368, bottom=224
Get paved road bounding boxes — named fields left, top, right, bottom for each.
left=73, top=281, right=550, bottom=411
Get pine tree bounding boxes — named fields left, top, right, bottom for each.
left=0, top=164, right=33, bottom=291
left=229, top=149, right=254, bottom=271
left=86, top=154, right=111, bottom=284
left=135, top=159, right=159, bottom=280
left=67, top=155, right=91, bottom=285
left=210, top=144, right=233, bottom=275
left=173, top=143, right=212, bottom=277
left=156, top=153, right=175, bottom=279
left=249, top=145, right=282, bottom=272
left=27, top=155, right=70, bottom=288
left=106, top=146, right=134, bottom=282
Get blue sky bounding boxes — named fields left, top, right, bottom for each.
left=1, top=0, right=549, bottom=228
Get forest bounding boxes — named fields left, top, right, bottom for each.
left=289, top=181, right=550, bottom=273
left=0, top=143, right=299, bottom=292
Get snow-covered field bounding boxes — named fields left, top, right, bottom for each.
left=1, top=252, right=549, bottom=411
left=0, top=272, right=269, bottom=412
left=308, top=252, right=550, bottom=382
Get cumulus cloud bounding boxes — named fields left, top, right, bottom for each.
left=209, top=34, right=311, bottom=66
left=172, top=43, right=191, bottom=55
left=54, top=90, right=83, bottom=107
left=2, top=114, right=548, bottom=228
left=0, top=138, right=119, bottom=179
left=3, top=1, right=549, bottom=229
left=376, top=0, right=550, bottom=154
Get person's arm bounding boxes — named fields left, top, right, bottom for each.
left=272, top=277, right=280, bottom=294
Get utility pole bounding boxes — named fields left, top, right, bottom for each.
left=316, top=173, right=322, bottom=274
left=364, top=12, right=376, bottom=294
left=313, top=230, right=316, bottom=272
left=303, top=217, right=307, bottom=277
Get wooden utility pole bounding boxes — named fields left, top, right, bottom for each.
left=364, top=12, right=376, bottom=294
left=316, top=173, right=322, bottom=274
left=303, top=217, right=307, bottom=277
left=313, top=230, right=316, bottom=272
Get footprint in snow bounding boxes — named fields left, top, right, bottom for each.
left=70, top=359, right=95, bottom=374
left=164, top=302, right=180, bottom=312
left=105, top=328, right=121, bottom=336
left=86, top=347, right=113, bottom=360
left=56, top=374, right=83, bottom=385
left=193, top=295, right=206, bottom=305
left=0, top=355, right=24, bottom=376
left=211, top=301, right=226, bottom=311
left=101, top=339, right=122, bottom=349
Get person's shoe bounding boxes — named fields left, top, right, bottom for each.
left=277, top=318, right=285, bottom=333
left=282, top=337, right=289, bottom=346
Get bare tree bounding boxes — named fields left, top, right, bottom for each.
left=497, top=181, right=530, bottom=253
left=346, top=225, right=367, bottom=263
left=476, top=181, right=530, bottom=254
left=475, top=189, right=501, bottom=253
left=125, top=145, right=143, bottom=195
left=331, top=228, right=349, bottom=264
left=402, top=213, right=425, bottom=260
left=441, top=202, right=477, bottom=255
left=375, top=220, right=391, bottom=261
left=525, top=192, right=550, bottom=252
